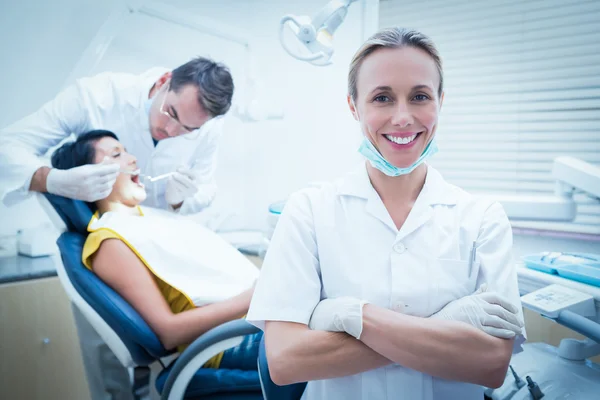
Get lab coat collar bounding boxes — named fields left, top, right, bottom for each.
left=337, top=162, right=457, bottom=207
left=396, top=166, right=458, bottom=239
left=337, top=163, right=458, bottom=235
left=419, top=166, right=458, bottom=206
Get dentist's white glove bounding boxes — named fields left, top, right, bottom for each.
left=46, top=157, right=119, bottom=202
left=309, top=297, right=369, bottom=339
left=431, top=284, right=524, bottom=339
left=165, top=166, right=200, bottom=207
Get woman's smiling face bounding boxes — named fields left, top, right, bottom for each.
left=348, top=46, right=443, bottom=169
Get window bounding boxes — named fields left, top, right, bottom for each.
left=379, top=0, right=600, bottom=234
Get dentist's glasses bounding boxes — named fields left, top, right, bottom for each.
left=159, top=84, right=199, bottom=138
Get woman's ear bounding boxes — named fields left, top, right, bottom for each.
left=347, top=95, right=359, bottom=121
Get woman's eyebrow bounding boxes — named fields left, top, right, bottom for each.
left=108, top=145, right=124, bottom=152
left=369, top=85, right=393, bottom=95
left=369, top=84, right=434, bottom=94
left=412, top=84, right=434, bottom=92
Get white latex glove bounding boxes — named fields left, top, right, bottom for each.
left=165, top=166, right=200, bottom=207
left=431, top=284, right=524, bottom=339
left=308, top=296, right=369, bottom=339
left=46, top=157, right=119, bottom=202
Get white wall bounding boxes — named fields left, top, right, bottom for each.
left=0, top=0, right=120, bottom=127
left=164, top=0, right=369, bottom=230
left=0, top=0, right=370, bottom=237
left=0, top=0, right=120, bottom=237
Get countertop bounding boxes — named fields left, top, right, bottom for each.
left=0, top=254, right=57, bottom=284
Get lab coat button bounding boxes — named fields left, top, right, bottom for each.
left=393, top=243, right=405, bottom=253
left=393, top=302, right=404, bottom=312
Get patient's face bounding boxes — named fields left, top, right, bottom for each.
left=93, top=137, right=147, bottom=206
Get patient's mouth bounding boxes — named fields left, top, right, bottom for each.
left=129, top=170, right=144, bottom=188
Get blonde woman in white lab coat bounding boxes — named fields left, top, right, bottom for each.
left=0, top=57, right=234, bottom=400
left=247, top=28, right=526, bottom=400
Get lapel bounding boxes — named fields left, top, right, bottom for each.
left=397, top=166, right=458, bottom=240
left=337, top=164, right=458, bottom=239
left=337, top=164, right=397, bottom=234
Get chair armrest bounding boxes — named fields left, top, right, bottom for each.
left=258, top=334, right=306, bottom=400
left=160, top=319, right=260, bottom=400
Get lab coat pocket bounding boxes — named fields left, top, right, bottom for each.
left=431, top=258, right=479, bottom=314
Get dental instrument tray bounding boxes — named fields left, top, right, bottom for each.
left=522, top=252, right=600, bottom=287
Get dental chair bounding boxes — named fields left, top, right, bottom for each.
left=257, top=335, right=306, bottom=400
left=42, top=193, right=263, bottom=399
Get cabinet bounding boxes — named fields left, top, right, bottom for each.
left=0, top=276, right=90, bottom=400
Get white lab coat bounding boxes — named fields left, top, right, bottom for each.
left=0, top=68, right=223, bottom=214
left=247, top=164, right=526, bottom=400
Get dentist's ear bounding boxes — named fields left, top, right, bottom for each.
left=156, top=71, right=172, bottom=89
left=347, top=95, right=359, bottom=121
left=439, top=91, right=445, bottom=110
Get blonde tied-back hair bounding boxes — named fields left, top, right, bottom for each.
left=348, top=27, right=443, bottom=101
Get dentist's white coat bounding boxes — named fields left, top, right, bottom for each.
left=0, top=68, right=223, bottom=214
left=247, top=164, right=525, bottom=400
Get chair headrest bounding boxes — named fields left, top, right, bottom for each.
left=43, top=193, right=93, bottom=234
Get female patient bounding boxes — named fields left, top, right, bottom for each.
left=51, top=129, right=261, bottom=371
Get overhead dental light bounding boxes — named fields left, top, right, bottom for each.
left=279, top=0, right=359, bottom=66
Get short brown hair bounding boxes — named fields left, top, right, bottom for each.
left=171, top=56, right=234, bottom=117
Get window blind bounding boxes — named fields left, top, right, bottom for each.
left=379, top=0, right=600, bottom=234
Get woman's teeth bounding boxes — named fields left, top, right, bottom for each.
left=130, top=170, right=143, bottom=186
left=384, top=133, right=418, bottom=145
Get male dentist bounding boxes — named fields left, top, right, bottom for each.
left=0, top=56, right=234, bottom=399
left=0, top=56, right=234, bottom=214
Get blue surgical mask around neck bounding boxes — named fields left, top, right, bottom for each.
left=358, top=135, right=439, bottom=177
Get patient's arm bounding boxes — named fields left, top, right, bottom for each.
left=93, top=238, right=253, bottom=350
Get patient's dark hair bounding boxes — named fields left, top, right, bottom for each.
left=51, top=130, right=119, bottom=170
left=51, top=130, right=119, bottom=211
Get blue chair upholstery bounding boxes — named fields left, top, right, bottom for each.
left=157, top=320, right=262, bottom=399
left=44, top=194, right=264, bottom=399
left=58, top=232, right=168, bottom=363
left=258, top=335, right=306, bottom=400
left=45, top=192, right=94, bottom=234
left=47, top=193, right=167, bottom=364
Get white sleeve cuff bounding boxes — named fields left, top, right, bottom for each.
left=246, top=308, right=314, bottom=332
